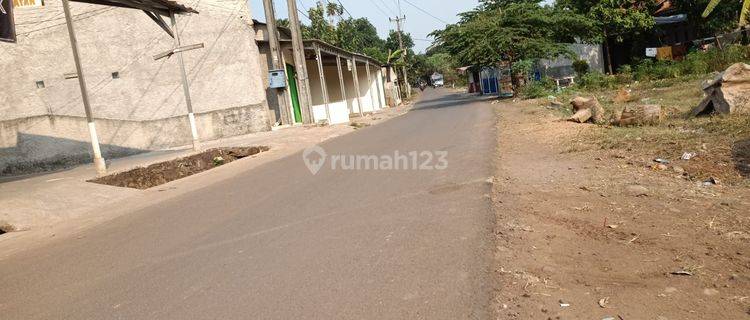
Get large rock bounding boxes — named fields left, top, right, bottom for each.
left=692, top=63, right=750, bottom=116
left=569, top=96, right=605, bottom=124
left=618, top=104, right=663, bottom=126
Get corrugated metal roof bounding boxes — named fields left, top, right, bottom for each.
left=72, top=0, right=197, bottom=14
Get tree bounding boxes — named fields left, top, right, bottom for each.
left=336, top=18, right=387, bottom=62
left=385, top=30, right=415, bottom=56
left=301, top=5, right=338, bottom=44
left=431, top=2, right=599, bottom=67
left=425, top=53, right=461, bottom=85
left=326, top=2, right=343, bottom=25
left=276, top=18, right=290, bottom=29
left=702, top=0, right=749, bottom=28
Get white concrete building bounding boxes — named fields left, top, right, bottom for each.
left=254, top=21, right=388, bottom=127
left=1, top=0, right=270, bottom=175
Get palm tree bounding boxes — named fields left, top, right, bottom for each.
left=702, top=0, right=750, bottom=27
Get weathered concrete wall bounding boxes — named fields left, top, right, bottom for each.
left=0, top=0, right=271, bottom=174
left=538, top=43, right=605, bottom=79
left=0, top=104, right=267, bottom=175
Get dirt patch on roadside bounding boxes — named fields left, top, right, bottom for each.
left=89, top=146, right=269, bottom=189
left=491, top=101, right=750, bottom=319
left=0, top=221, right=16, bottom=235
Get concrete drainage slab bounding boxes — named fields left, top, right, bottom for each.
left=89, top=146, right=269, bottom=190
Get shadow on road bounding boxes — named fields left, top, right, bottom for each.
left=412, top=91, right=484, bottom=111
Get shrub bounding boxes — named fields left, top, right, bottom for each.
left=577, top=71, right=618, bottom=90
left=572, top=60, right=590, bottom=76
left=631, top=45, right=750, bottom=82
left=520, top=78, right=556, bottom=99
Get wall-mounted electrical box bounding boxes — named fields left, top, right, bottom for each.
left=268, top=69, right=286, bottom=89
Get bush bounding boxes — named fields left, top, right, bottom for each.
left=573, top=60, right=590, bottom=76
left=512, top=59, right=535, bottom=76
left=577, top=71, right=618, bottom=90
left=519, top=78, right=556, bottom=99
left=631, top=45, right=750, bottom=82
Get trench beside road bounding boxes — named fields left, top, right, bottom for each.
left=0, top=89, right=497, bottom=319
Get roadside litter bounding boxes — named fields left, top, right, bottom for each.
left=670, top=270, right=694, bottom=276
left=598, top=297, right=610, bottom=308
left=681, top=152, right=697, bottom=160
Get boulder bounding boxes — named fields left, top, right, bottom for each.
left=692, top=63, right=750, bottom=116
left=569, top=96, right=606, bottom=124
left=568, top=108, right=592, bottom=123
left=618, top=104, right=663, bottom=126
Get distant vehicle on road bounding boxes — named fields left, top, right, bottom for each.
left=431, top=72, right=444, bottom=88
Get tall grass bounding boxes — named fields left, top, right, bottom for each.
left=575, top=45, right=750, bottom=90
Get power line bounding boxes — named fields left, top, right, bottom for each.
left=297, top=0, right=308, bottom=12
left=336, top=0, right=353, bottom=18
left=297, top=8, right=311, bottom=21
left=366, top=0, right=392, bottom=19
left=400, top=0, right=450, bottom=25
left=376, top=0, right=397, bottom=15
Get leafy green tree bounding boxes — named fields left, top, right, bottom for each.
left=556, top=0, right=655, bottom=73
left=425, top=53, right=460, bottom=84
left=276, top=18, right=290, bottom=28
left=301, top=5, right=338, bottom=44
left=701, top=0, right=748, bottom=28
left=336, top=18, right=387, bottom=61
left=385, top=31, right=415, bottom=56
left=431, top=2, right=599, bottom=67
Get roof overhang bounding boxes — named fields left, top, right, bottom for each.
left=303, top=39, right=383, bottom=66
left=654, top=14, right=687, bottom=25
left=72, top=0, right=197, bottom=16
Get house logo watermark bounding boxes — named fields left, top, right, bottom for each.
left=302, top=145, right=327, bottom=175
left=302, top=145, right=448, bottom=175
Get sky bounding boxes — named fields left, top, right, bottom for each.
left=248, top=0, right=481, bottom=53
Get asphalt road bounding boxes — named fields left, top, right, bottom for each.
left=0, top=89, right=497, bottom=319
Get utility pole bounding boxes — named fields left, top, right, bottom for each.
left=62, top=0, right=107, bottom=176
left=262, top=0, right=291, bottom=125
left=287, top=0, right=313, bottom=123
left=170, top=12, right=201, bottom=151
left=390, top=15, right=411, bottom=98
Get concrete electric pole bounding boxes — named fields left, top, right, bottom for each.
left=286, top=0, right=314, bottom=123
left=389, top=15, right=411, bottom=98
left=261, top=0, right=292, bottom=125
left=61, top=0, right=107, bottom=176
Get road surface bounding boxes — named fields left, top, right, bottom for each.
left=0, top=89, right=496, bottom=319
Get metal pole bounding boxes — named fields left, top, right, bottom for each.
left=286, top=0, right=313, bottom=124
left=365, top=62, right=375, bottom=111
left=374, top=66, right=384, bottom=108
left=170, top=12, right=200, bottom=151
left=262, top=0, right=292, bottom=125
left=351, top=57, right=363, bottom=116
left=335, top=54, right=350, bottom=114
left=314, top=45, right=331, bottom=123
left=61, top=0, right=106, bottom=176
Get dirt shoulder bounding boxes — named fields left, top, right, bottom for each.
left=491, top=101, right=750, bottom=319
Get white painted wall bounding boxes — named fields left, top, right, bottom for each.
left=306, top=59, right=350, bottom=124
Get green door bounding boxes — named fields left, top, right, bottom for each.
left=286, top=64, right=303, bottom=123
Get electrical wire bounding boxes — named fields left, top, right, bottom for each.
left=366, top=0, right=392, bottom=19
left=376, top=0, right=396, bottom=15
left=400, top=0, right=450, bottom=25
left=336, top=0, right=353, bottom=18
